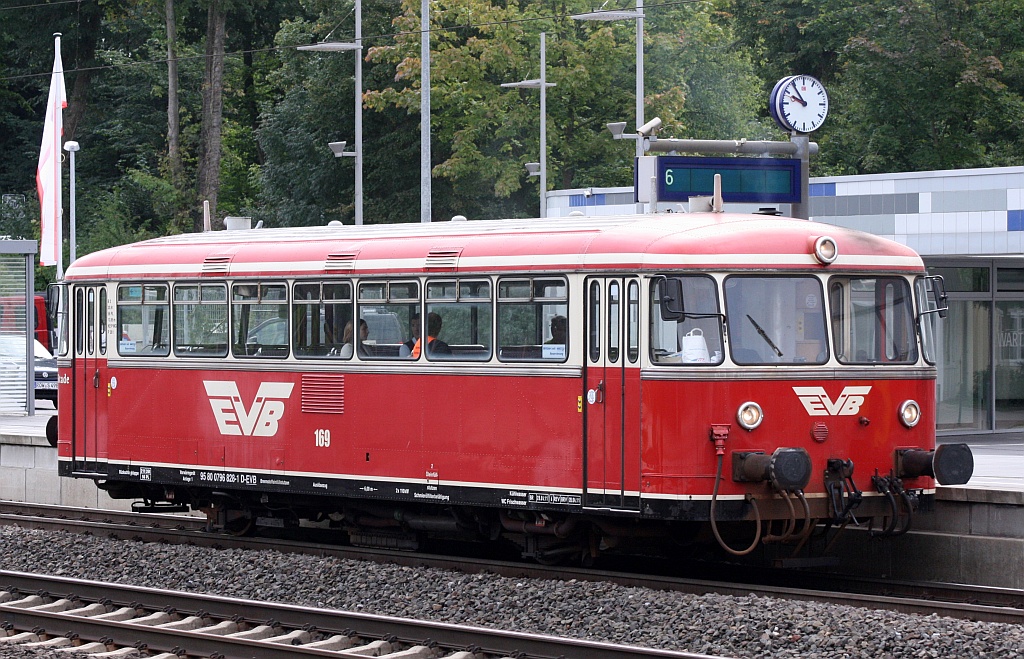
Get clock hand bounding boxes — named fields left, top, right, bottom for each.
left=789, top=81, right=808, bottom=105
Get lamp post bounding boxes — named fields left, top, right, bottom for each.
left=63, top=140, right=79, bottom=263
left=572, top=3, right=644, bottom=210
left=298, top=3, right=364, bottom=225
left=501, top=33, right=556, bottom=219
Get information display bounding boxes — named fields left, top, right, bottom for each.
left=651, top=156, right=801, bottom=204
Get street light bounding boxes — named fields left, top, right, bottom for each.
left=329, top=141, right=356, bottom=157
left=421, top=0, right=431, bottom=223
left=572, top=3, right=644, bottom=210
left=500, top=33, right=556, bottom=218
left=63, top=140, right=79, bottom=263
left=298, top=5, right=364, bottom=225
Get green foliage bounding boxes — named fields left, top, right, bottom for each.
left=2, top=0, right=1024, bottom=257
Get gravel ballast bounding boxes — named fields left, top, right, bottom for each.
left=0, top=526, right=1021, bottom=658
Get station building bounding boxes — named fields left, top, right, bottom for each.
left=546, top=165, right=1024, bottom=445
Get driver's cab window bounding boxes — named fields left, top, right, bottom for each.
left=725, top=276, right=827, bottom=365
left=650, top=275, right=724, bottom=365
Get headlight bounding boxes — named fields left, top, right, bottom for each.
left=737, top=401, right=764, bottom=430
left=899, top=400, right=921, bottom=428
left=813, top=236, right=838, bottom=265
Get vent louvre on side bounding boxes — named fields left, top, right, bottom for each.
left=202, top=256, right=232, bottom=274
left=425, top=247, right=463, bottom=270
left=325, top=252, right=359, bottom=271
left=301, top=374, right=344, bottom=414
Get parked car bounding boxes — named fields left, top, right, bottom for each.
left=0, top=335, right=57, bottom=408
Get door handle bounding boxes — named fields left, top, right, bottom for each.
left=93, top=369, right=100, bottom=388
left=596, top=380, right=605, bottom=403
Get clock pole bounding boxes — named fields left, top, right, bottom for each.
left=791, top=134, right=811, bottom=220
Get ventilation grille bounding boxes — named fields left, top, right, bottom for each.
left=325, top=252, right=359, bottom=271
left=202, top=255, right=232, bottom=274
left=299, top=376, right=344, bottom=411
left=425, top=247, right=463, bottom=270
left=302, top=373, right=344, bottom=414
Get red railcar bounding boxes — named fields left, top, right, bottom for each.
left=53, top=212, right=973, bottom=561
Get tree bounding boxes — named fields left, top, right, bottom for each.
left=166, top=0, right=183, bottom=189
left=824, top=0, right=1024, bottom=174
left=196, top=0, right=227, bottom=229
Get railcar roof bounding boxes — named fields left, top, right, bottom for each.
left=64, top=212, right=924, bottom=280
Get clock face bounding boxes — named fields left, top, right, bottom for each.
left=773, top=75, right=829, bottom=133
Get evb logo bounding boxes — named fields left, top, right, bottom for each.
left=204, top=381, right=295, bottom=436
left=793, top=386, right=871, bottom=416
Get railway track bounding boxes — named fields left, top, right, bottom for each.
left=0, top=571, right=715, bottom=659
left=3, top=501, right=1024, bottom=626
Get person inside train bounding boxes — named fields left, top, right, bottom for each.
left=399, top=313, right=421, bottom=357
left=545, top=315, right=567, bottom=345
left=339, top=318, right=368, bottom=358
left=409, top=312, right=451, bottom=357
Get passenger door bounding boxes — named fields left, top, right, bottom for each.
left=71, top=285, right=107, bottom=472
left=583, top=277, right=641, bottom=510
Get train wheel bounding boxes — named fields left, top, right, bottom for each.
left=528, top=536, right=585, bottom=565
left=224, top=509, right=255, bottom=536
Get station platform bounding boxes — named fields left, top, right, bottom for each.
left=2, top=410, right=1023, bottom=587
left=0, top=406, right=132, bottom=512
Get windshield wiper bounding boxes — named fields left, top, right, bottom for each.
left=746, top=314, right=783, bottom=357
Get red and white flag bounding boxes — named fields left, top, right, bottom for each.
left=37, top=34, right=66, bottom=269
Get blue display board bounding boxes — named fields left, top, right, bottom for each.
left=648, top=156, right=802, bottom=204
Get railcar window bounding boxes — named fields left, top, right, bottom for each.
left=650, top=276, right=724, bottom=365
left=117, top=284, right=170, bottom=356
left=56, top=285, right=68, bottom=357
left=829, top=277, right=917, bottom=365
left=232, top=283, right=288, bottom=358
left=425, top=279, right=492, bottom=361
left=99, top=288, right=107, bottom=355
left=75, top=288, right=84, bottom=356
left=724, top=276, right=826, bottom=365
left=608, top=281, right=621, bottom=363
left=915, top=277, right=939, bottom=365
left=294, top=281, right=353, bottom=359
left=588, top=281, right=601, bottom=363
left=497, top=277, right=568, bottom=362
left=87, top=288, right=95, bottom=356
left=173, top=284, right=228, bottom=357
left=358, top=280, right=418, bottom=359
left=627, top=281, right=639, bottom=363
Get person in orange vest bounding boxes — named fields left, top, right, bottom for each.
left=400, top=313, right=420, bottom=357
left=410, top=312, right=452, bottom=358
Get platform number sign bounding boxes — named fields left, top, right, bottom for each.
left=656, top=156, right=801, bottom=204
